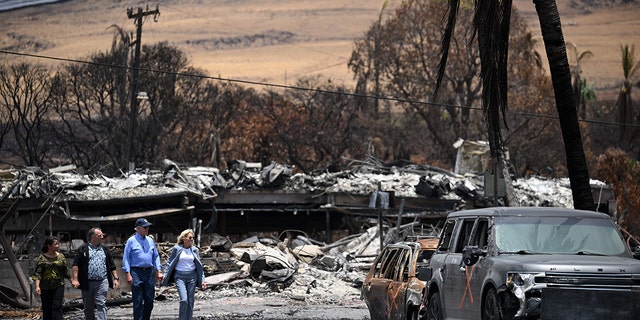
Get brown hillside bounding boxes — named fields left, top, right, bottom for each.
left=1, top=0, right=639, bottom=97
left=514, top=0, right=640, bottom=99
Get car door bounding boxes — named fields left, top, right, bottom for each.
left=443, top=218, right=477, bottom=319
left=389, top=245, right=414, bottom=320
left=430, top=219, right=455, bottom=318
left=463, top=218, right=490, bottom=317
left=364, top=247, right=401, bottom=320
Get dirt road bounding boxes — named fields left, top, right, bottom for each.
left=2, top=279, right=370, bottom=320
left=96, top=297, right=368, bottom=320
left=63, top=292, right=370, bottom=320
left=3, top=295, right=369, bottom=320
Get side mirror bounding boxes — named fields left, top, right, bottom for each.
left=462, top=245, right=487, bottom=266
left=416, top=266, right=432, bottom=281
left=633, top=246, right=640, bottom=260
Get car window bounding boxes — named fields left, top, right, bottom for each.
left=454, top=219, right=476, bottom=253
left=417, top=249, right=434, bottom=264
left=378, top=248, right=395, bottom=278
left=372, top=248, right=391, bottom=278
left=438, top=220, right=456, bottom=252
left=398, top=248, right=412, bottom=281
left=494, top=216, right=628, bottom=255
left=471, top=218, right=489, bottom=249
left=382, top=248, right=402, bottom=279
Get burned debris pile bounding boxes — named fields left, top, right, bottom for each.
left=1, top=158, right=585, bottom=207
left=1, top=157, right=610, bottom=256
left=154, top=225, right=398, bottom=306
left=1, top=157, right=615, bottom=253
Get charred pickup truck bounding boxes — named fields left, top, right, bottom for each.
left=421, top=207, right=640, bottom=320
left=362, top=238, right=439, bottom=320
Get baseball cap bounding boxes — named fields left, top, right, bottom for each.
left=135, top=218, right=152, bottom=227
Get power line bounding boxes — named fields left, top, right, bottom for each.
left=1, top=49, right=638, bottom=129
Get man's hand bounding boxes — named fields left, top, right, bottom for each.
left=71, top=279, right=80, bottom=288
left=156, top=271, right=165, bottom=282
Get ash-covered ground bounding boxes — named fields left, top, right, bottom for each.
left=3, top=269, right=370, bottom=320
left=87, top=287, right=368, bottom=320
left=64, top=264, right=369, bottom=320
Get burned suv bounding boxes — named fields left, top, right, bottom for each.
left=422, top=207, right=640, bottom=320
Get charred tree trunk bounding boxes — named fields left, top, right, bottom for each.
left=533, top=0, right=595, bottom=211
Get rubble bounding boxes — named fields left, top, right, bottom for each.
left=135, top=229, right=371, bottom=319
left=0, top=158, right=598, bottom=209
left=0, top=156, right=617, bottom=319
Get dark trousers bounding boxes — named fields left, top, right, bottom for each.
left=131, top=267, right=155, bottom=320
left=41, top=285, right=64, bottom=320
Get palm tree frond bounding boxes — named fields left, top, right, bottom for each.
left=433, top=0, right=460, bottom=100
left=378, top=0, right=389, bottom=21
left=474, top=0, right=512, bottom=136
left=621, top=44, right=637, bottom=80
left=577, top=50, right=593, bottom=62
left=498, top=0, right=512, bottom=128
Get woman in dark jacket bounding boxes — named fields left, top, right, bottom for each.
left=161, top=229, right=207, bottom=320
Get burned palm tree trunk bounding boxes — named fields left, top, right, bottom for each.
left=533, top=0, right=595, bottom=211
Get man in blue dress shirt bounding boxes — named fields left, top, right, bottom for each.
left=122, top=218, right=165, bottom=320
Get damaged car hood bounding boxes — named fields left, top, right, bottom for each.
left=486, top=254, right=640, bottom=273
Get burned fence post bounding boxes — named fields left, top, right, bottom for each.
left=325, top=209, right=332, bottom=244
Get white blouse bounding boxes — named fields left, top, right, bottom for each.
left=176, top=247, right=196, bottom=272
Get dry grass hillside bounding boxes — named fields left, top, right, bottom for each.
left=1, top=0, right=639, bottom=96
left=514, top=0, right=640, bottom=99
left=1, top=0, right=396, bottom=87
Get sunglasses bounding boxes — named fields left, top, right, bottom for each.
left=187, top=236, right=194, bottom=239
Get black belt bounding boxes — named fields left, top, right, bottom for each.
left=88, top=279, right=105, bottom=281
left=131, top=266, right=153, bottom=271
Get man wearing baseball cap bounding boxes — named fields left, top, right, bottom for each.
left=122, top=218, right=164, bottom=320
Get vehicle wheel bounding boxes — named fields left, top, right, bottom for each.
left=423, top=291, right=443, bottom=320
left=407, top=306, right=419, bottom=320
left=482, top=288, right=502, bottom=320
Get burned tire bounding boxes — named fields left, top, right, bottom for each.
left=407, top=305, right=419, bottom=320
left=423, top=291, right=443, bottom=320
left=482, top=287, right=502, bottom=320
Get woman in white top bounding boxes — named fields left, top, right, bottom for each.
left=161, top=229, right=207, bottom=320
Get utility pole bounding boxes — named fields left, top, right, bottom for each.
left=373, top=0, right=388, bottom=117
left=126, top=5, right=160, bottom=172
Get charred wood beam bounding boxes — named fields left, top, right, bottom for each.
left=66, top=206, right=195, bottom=222
left=210, top=190, right=324, bottom=205
left=63, top=192, right=189, bottom=212
left=0, top=284, right=29, bottom=309
left=0, top=198, right=31, bottom=305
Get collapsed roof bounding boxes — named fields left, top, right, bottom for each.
left=1, top=156, right=613, bottom=236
